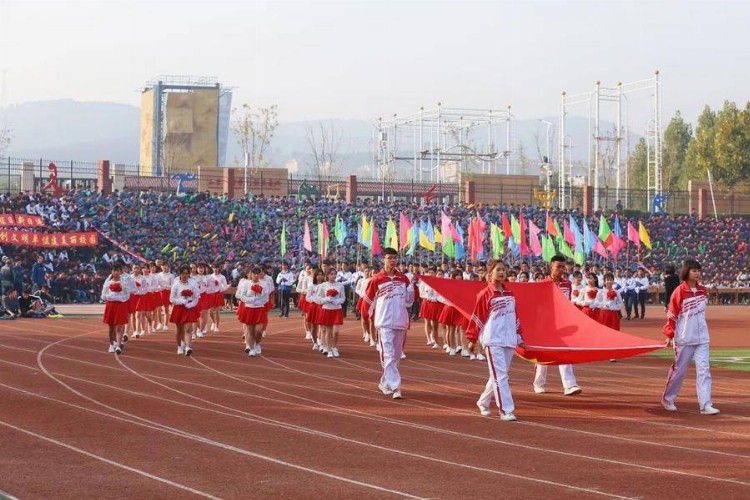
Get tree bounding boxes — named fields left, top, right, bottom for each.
left=162, top=132, right=191, bottom=178
left=517, top=142, right=530, bottom=176
left=627, top=137, right=648, bottom=190
left=712, top=100, right=750, bottom=189
left=231, top=104, right=279, bottom=173
left=662, top=111, right=693, bottom=189
left=0, top=127, right=10, bottom=158
left=304, top=121, right=349, bottom=179
left=684, top=105, right=716, bottom=183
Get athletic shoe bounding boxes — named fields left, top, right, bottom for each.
left=369, top=339, right=376, bottom=347
left=214, top=326, right=220, bottom=333
left=156, top=323, right=163, bottom=330
left=262, top=331, right=267, bottom=338
left=476, top=353, right=486, bottom=361
left=564, top=386, right=583, bottom=396
left=332, top=348, right=339, bottom=358
left=312, top=342, right=319, bottom=351
left=305, top=332, right=312, bottom=340
left=392, top=390, right=403, bottom=400
left=469, top=354, right=477, bottom=361
left=401, top=353, right=407, bottom=359
left=108, top=344, right=116, bottom=353
left=449, top=349, right=456, bottom=356
left=700, top=405, right=720, bottom=415
left=443, top=343, right=449, bottom=350
left=245, top=347, right=251, bottom=355
left=191, top=333, right=197, bottom=340
left=177, top=346, right=184, bottom=355
left=122, top=333, right=128, bottom=343
left=248, top=348, right=256, bottom=357
left=162, top=325, right=168, bottom=331
left=461, top=350, right=471, bottom=358
left=456, top=346, right=462, bottom=353
left=185, top=347, right=193, bottom=356
left=364, top=334, right=370, bottom=343
left=431, top=343, right=439, bottom=349
left=378, top=382, right=393, bottom=395
left=500, top=412, right=517, bottom=422
left=533, top=386, right=546, bottom=394
left=327, top=351, right=334, bottom=358
left=661, top=399, right=677, bottom=412
left=477, top=402, right=491, bottom=417
left=115, top=345, right=122, bottom=355
left=196, top=331, right=205, bottom=338
left=254, top=345, right=262, bottom=356
left=426, top=340, right=432, bottom=346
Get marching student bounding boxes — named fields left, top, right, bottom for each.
left=236, top=267, right=271, bottom=357
left=662, top=260, right=720, bottom=415
left=318, top=268, right=346, bottom=358
left=308, top=268, right=326, bottom=353
left=355, top=267, right=374, bottom=346
left=143, top=264, right=159, bottom=334
left=157, top=262, right=174, bottom=331
left=467, top=259, right=525, bottom=421
left=195, top=263, right=211, bottom=338
left=596, top=273, right=624, bottom=330
left=624, top=269, right=638, bottom=320
left=276, top=262, right=295, bottom=318
left=437, top=270, right=464, bottom=356
left=418, top=267, right=442, bottom=349
left=579, top=272, right=600, bottom=320
left=533, top=255, right=583, bottom=396
left=570, top=271, right=585, bottom=310
left=635, top=268, right=650, bottom=319
left=170, top=265, right=200, bottom=356
left=130, top=264, right=149, bottom=338
left=121, top=264, right=136, bottom=342
left=101, top=263, right=131, bottom=354
left=363, top=247, right=415, bottom=400
left=260, top=266, right=275, bottom=338
left=208, top=263, right=229, bottom=332
left=297, top=265, right=313, bottom=340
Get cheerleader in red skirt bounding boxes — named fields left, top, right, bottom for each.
left=130, top=264, right=149, bottom=338
left=120, top=266, right=136, bottom=342
left=260, top=266, right=275, bottom=338
left=318, top=268, right=346, bottom=358
left=170, top=265, right=200, bottom=356
left=570, top=271, right=585, bottom=310
left=195, top=263, right=211, bottom=338
left=307, top=268, right=325, bottom=352
left=157, top=262, right=175, bottom=331
left=209, top=264, right=228, bottom=333
left=418, top=267, right=442, bottom=349
left=438, top=270, right=465, bottom=357
left=297, top=265, right=313, bottom=340
left=101, top=263, right=131, bottom=354
left=579, top=273, right=600, bottom=321
left=144, top=264, right=159, bottom=335
left=355, top=268, right=375, bottom=346
left=236, top=267, right=271, bottom=357
left=596, top=273, right=624, bottom=330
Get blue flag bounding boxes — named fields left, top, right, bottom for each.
left=613, top=215, right=623, bottom=238
left=455, top=224, right=465, bottom=260
left=582, top=219, right=595, bottom=255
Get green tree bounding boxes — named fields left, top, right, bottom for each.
left=685, top=105, right=716, bottom=184
left=712, top=101, right=750, bottom=189
left=662, top=111, right=693, bottom=189
left=627, top=137, right=648, bottom=190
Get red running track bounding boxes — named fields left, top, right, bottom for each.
left=1, top=306, right=750, bottom=499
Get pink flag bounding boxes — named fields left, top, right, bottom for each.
left=563, top=220, right=576, bottom=245
left=399, top=212, right=412, bottom=250
left=609, top=233, right=626, bottom=260
left=303, top=221, right=313, bottom=252
left=371, top=224, right=382, bottom=256
left=519, top=211, right=531, bottom=256
left=441, top=210, right=452, bottom=243
left=528, top=220, right=543, bottom=256
left=450, top=223, right=460, bottom=242
left=627, top=221, right=640, bottom=247
left=594, top=239, right=608, bottom=259
left=322, top=219, right=330, bottom=260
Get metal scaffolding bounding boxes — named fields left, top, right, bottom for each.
left=559, top=71, right=662, bottom=209
left=375, top=103, right=513, bottom=182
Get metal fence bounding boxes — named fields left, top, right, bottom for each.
left=1, top=157, right=141, bottom=193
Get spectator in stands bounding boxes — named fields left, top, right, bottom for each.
left=1, top=289, right=21, bottom=319
left=31, top=255, right=47, bottom=292
left=0, top=257, right=14, bottom=296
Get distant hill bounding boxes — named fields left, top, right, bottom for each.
left=1, top=99, right=639, bottom=177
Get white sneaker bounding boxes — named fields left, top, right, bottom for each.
left=214, top=326, right=220, bottom=333
left=122, top=333, right=128, bottom=342
left=312, top=342, right=319, bottom=351
left=401, top=353, right=407, bottom=359
left=431, top=343, right=439, bottom=349
left=210, top=324, right=216, bottom=332
left=461, top=350, right=471, bottom=358
left=184, top=347, right=193, bottom=356
left=533, top=386, right=546, bottom=394
left=262, top=331, right=267, bottom=338
left=456, top=346, right=462, bottom=353
left=443, top=343, right=449, bottom=350
left=469, top=354, right=477, bottom=361
left=364, top=334, right=371, bottom=343
left=254, top=344, right=262, bottom=356
left=327, top=351, right=334, bottom=358
left=108, top=344, right=116, bottom=353
left=500, top=412, right=517, bottom=422
left=426, top=340, right=432, bottom=346
left=477, top=402, right=491, bottom=417
left=115, top=345, right=122, bottom=355
left=476, top=353, right=486, bottom=361
left=392, top=390, right=403, bottom=400
left=661, top=399, right=678, bottom=412
left=448, top=349, right=456, bottom=356
left=245, top=347, right=252, bottom=355
left=332, top=348, right=339, bottom=358
left=162, top=324, right=169, bottom=331
left=378, top=382, right=393, bottom=395
left=248, top=348, right=257, bottom=357
left=191, top=333, right=197, bottom=340
left=155, top=323, right=163, bottom=330
left=564, top=386, right=583, bottom=396
left=177, top=346, right=184, bottom=355
left=305, top=332, right=312, bottom=340
left=196, top=331, right=205, bottom=338
left=701, top=405, right=720, bottom=415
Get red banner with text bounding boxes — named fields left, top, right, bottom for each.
left=0, top=230, right=99, bottom=248
left=0, top=214, right=46, bottom=227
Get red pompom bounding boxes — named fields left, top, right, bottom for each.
left=586, top=289, right=597, bottom=299
left=109, top=282, right=122, bottom=292
left=181, top=289, right=194, bottom=298
left=607, top=290, right=617, bottom=300
left=326, top=288, right=339, bottom=297
left=135, top=281, right=142, bottom=288
left=251, top=284, right=263, bottom=294
left=572, top=290, right=579, bottom=297
left=214, top=280, right=219, bottom=286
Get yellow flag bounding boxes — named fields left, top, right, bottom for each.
left=419, top=228, right=436, bottom=251
left=228, top=212, right=234, bottom=223
left=434, top=228, right=442, bottom=244
left=638, top=221, right=652, bottom=250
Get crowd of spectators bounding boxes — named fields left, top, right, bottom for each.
left=0, top=190, right=748, bottom=310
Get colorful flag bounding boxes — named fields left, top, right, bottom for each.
left=627, top=221, right=640, bottom=247
left=594, top=239, right=608, bottom=259
left=362, top=214, right=372, bottom=248
left=613, top=215, right=623, bottom=238
left=455, top=224, right=465, bottom=260
left=563, top=220, right=576, bottom=246
left=228, top=212, right=234, bottom=223
left=280, top=222, right=287, bottom=257
left=510, top=214, right=520, bottom=242
left=399, top=212, right=412, bottom=250
left=528, top=220, right=543, bottom=257
left=303, top=221, right=312, bottom=252
left=542, top=235, right=556, bottom=262
left=441, top=210, right=452, bottom=244
left=583, top=219, right=595, bottom=255
left=443, top=225, right=456, bottom=258
left=609, top=233, right=626, bottom=260
left=419, top=227, right=436, bottom=251
left=598, top=215, right=613, bottom=247
left=638, top=221, right=652, bottom=249
left=385, top=218, right=398, bottom=249
left=371, top=223, right=382, bottom=256
left=546, top=213, right=558, bottom=237
left=334, top=215, right=343, bottom=246
left=502, top=214, right=512, bottom=241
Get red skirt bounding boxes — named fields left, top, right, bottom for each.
left=317, top=307, right=343, bottom=326
left=148, top=292, right=160, bottom=310
left=239, top=306, right=268, bottom=325
left=438, top=305, right=463, bottom=327
left=265, top=294, right=275, bottom=311
left=161, top=289, right=171, bottom=306
left=355, top=296, right=364, bottom=311
left=170, top=304, right=199, bottom=324
left=213, top=291, right=225, bottom=308
left=581, top=306, right=599, bottom=321
left=307, top=303, right=322, bottom=323
left=461, top=315, right=470, bottom=331
left=127, top=295, right=138, bottom=314
left=420, top=300, right=443, bottom=322
left=134, top=294, right=150, bottom=312
left=298, top=293, right=307, bottom=313
left=103, top=300, right=129, bottom=325
left=598, top=309, right=620, bottom=330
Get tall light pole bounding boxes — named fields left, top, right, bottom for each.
left=539, top=119, right=553, bottom=193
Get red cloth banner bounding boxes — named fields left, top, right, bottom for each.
left=418, top=276, right=664, bottom=365
left=0, top=230, right=98, bottom=247
left=0, top=214, right=46, bottom=227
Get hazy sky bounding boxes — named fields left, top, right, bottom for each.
left=1, top=0, right=748, bottom=128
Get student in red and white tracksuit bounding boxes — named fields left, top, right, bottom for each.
left=466, top=259, right=524, bottom=421
left=195, top=264, right=211, bottom=338
left=661, top=260, right=719, bottom=415
left=363, top=248, right=415, bottom=400
left=170, top=265, right=200, bottom=356
left=101, top=263, right=131, bottom=354
left=418, top=269, right=442, bottom=348
left=533, top=255, right=583, bottom=395
left=318, top=268, right=346, bottom=358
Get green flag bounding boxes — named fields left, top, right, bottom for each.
left=490, top=223, right=504, bottom=259
left=559, top=239, right=574, bottom=259
left=511, top=215, right=520, bottom=242
left=553, top=219, right=564, bottom=243
left=598, top=215, right=612, bottom=246
left=334, top=215, right=342, bottom=246
left=280, top=222, right=287, bottom=257
left=542, top=235, right=556, bottom=262
left=443, top=228, right=456, bottom=257
left=385, top=218, right=398, bottom=249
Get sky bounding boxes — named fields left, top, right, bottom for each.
left=1, top=0, right=748, bottom=128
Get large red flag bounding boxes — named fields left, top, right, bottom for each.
left=419, top=276, right=664, bottom=365
left=501, top=214, right=512, bottom=241
left=563, top=220, right=576, bottom=245
left=546, top=212, right=558, bottom=237
left=518, top=211, right=531, bottom=256
left=399, top=212, right=412, bottom=250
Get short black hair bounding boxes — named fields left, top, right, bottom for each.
left=550, top=255, right=566, bottom=264
left=383, top=247, right=398, bottom=256
left=679, top=259, right=701, bottom=282
left=665, top=264, right=675, bottom=275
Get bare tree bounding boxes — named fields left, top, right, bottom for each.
left=305, top=121, right=349, bottom=180
left=232, top=104, right=278, bottom=173
left=162, top=132, right=191, bottom=178
left=0, top=127, right=11, bottom=158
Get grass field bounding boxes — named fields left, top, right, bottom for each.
left=651, top=349, right=750, bottom=371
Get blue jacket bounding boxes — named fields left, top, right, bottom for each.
left=31, top=263, right=46, bottom=285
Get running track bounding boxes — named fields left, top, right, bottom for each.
left=1, top=306, right=749, bottom=499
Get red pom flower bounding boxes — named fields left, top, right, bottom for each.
left=572, top=290, right=580, bottom=297
left=214, top=280, right=219, bottom=286
left=586, top=289, right=597, bottom=299
left=109, top=282, right=122, bottom=292
left=607, top=290, right=617, bottom=300
left=251, top=284, right=263, bottom=294
left=135, top=281, right=142, bottom=288
left=326, top=288, right=339, bottom=297
left=181, top=289, right=194, bottom=298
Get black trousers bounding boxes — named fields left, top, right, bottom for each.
left=637, top=291, right=648, bottom=318
left=279, top=289, right=291, bottom=317
left=342, top=286, right=351, bottom=317
left=624, top=293, right=637, bottom=319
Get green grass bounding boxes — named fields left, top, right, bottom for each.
left=650, top=349, right=750, bottom=372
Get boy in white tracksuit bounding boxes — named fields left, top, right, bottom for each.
left=466, top=259, right=525, bottom=422
left=662, top=260, right=719, bottom=415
